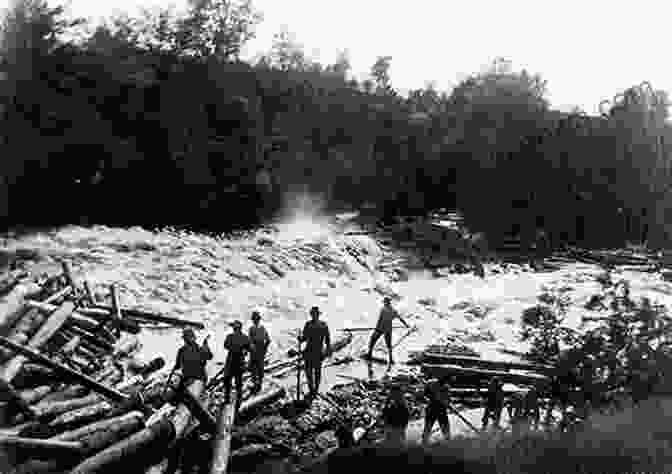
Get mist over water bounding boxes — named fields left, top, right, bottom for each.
left=272, top=190, right=336, bottom=243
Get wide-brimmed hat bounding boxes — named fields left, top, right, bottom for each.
left=310, top=306, right=321, bottom=316
left=229, top=320, right=243, bottom=329
left=251, top=311, right=261, bottom=321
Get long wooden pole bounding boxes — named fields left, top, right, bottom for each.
left=110, top=284, right=123, bottom=337
left=209, top=393, right=237, bottom=474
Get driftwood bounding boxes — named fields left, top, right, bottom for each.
left=1, top=301, right=75, bottom=384
left=209, top=393, right=237, bottom=474
left=92, top=305, right=205, bottom=329
left=0, top=336, right=131, bottom=404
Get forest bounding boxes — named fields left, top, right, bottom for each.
left=1, top=0, right=671, bottom=249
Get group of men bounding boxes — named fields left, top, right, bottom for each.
left=172, top=297, right=413, bottom=405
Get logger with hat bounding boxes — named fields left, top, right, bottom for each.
left=222, top=319, right=252, bottom=405
left=248, top=311, right=271, bottom=394
left=173, top=327, right=213, bottom=393
left=299, top=306, right=332, bottom=400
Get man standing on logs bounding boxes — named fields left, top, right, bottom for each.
left=422, top=379, right=451, bottom=445
left=299, top=306, right=331, bottom=400
left=174, top=328, right=212, bottom=392
left=222, top=320, right=252, bottom=405
left=482, top=377, right=504, bottom=431
left=248, top=311, right=270, bottom=394
left=367, top=297, right=411, bottom=366
left=382, top=384, right=410, bottom=444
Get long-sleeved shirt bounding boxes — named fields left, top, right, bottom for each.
left=425, top=382, right=449, bottom=414
left=224, top=332, right=252, bottom=369
left=249, top=324, right=270, bottom=353
left=383, top=399, right=410, bottom=428
left=300, top=320, right=331, bottom=357
left=175, top=341, right=213, bottom=381
left=375, top=306, right=403, bottom=334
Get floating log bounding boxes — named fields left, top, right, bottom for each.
left=83, top=281, right=96, bottom=306
left=113, top=334, right=140, bottom=358
left=17, top=385, right=52, bottom=405
left=127, top=357, right=165, bottom=377
left=266, top=332, right=354, bottom=379
left=62, top=325, right=114, bottom=352
left=0, top=282, right=41, bottom=335
left=68, top=414, right=175, bottom=473
left=60, top=260, right=78, bottom=291
left=0, top=336, right=131, bottom=404
left=422, top=363, right=549, bottom=387
left=92, top=305, right=205, bottom=329
left=209, top=393, right=237, bottom=474
left=32, top=393, right=103, bottom=421
left=44, top=286, right=73, bottom=304
left=1, top=301, right=75, bottom=384
left=0, top=433, right=83, bottom=455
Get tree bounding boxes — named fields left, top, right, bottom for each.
left=325, top=49, right=350, bottom=78
left=370, top=55, right=394, bottom=95
left=263, top=28, right=313, bottom=71
left=175, top=0, right=262, bottom=60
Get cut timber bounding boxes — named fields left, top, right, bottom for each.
left=0, top=433, right=83, bottom=455
left=421, top=363, right=549, bottom=387
left=0, top=283, right=41, bottom=335
left=0, top=302, right=75, bottom=383
left=67, top=416, right=175, bottom=474
left=209, top=393, right=237, bottom=474
left=0, top=336, right=131, bottom=404
left=92, top=305, right=205, bottom=329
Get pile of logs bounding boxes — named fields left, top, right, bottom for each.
left=0, top=261, right=235, bottom=474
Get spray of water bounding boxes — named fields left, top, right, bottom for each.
left=273, top=189, right=335, bottom=242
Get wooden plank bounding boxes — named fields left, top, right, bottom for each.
left=0, top=302, right=75, bottom=383
left=209, top=392, right=237, bottom=474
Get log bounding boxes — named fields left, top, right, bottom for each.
left=340, top=326, right=405, bottom=332
left=68, top=416, right=175, bottom=474
left=32, top=393, right=102, bottom=421
left=84, top=281, right=96, bottom=306
left=113, top=334, right=140, bottom=358
left=62, top=325, right=114, bottom=352
left=128, top=357, right=165, bottom=377
left=172, top=379, right=204, bottom=440
left=92, top=305, right=205, bottom=329
left=0, top=433, right=83, bottom=454
left=25, top=301, right=141, bottom=334
left=109, top=284, right=123, bottom=337
left=44, top=286, right=73, bottom=304
left=209, top=393, right=237, bottom=474
left=12, top=411, right=146, bottom=474
left=0, top=301, right=75, bottom=384
left=0, top=379, right=35, bottom=419
left=421, top=363, right=549, bottom=387
left=0, top=283, right=41, bottom=335
left=17, top=385, right=52, bottom=405
left=417, top=353, right=556, bottom=376
left=176, top=384, right=217, bottom=434
left=0, top=336, right=131, bottom=404
left=61, top=260, right=78, bottom=291
left=238, top=386, right=286, bottom=416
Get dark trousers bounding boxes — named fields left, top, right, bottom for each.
left=304, top=355, right=323, bottom=396
left=368, top=330, right=393, bottom=361
left=250, top=348, right=266, bottom=392
left=223, top=365, right=244, bottom=402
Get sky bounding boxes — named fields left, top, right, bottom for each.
left=6, top=0, right=671, bottom=115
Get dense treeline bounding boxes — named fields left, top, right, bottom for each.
left=1, top=0, right=671, bottom=248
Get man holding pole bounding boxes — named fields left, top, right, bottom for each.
left=248, top=311, right=270, bottom=394
left=222, top=320, right=252, bottom=405
left=299, top=306, right=331, bottom=400
left=367, top=297, right=411, bottom=366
